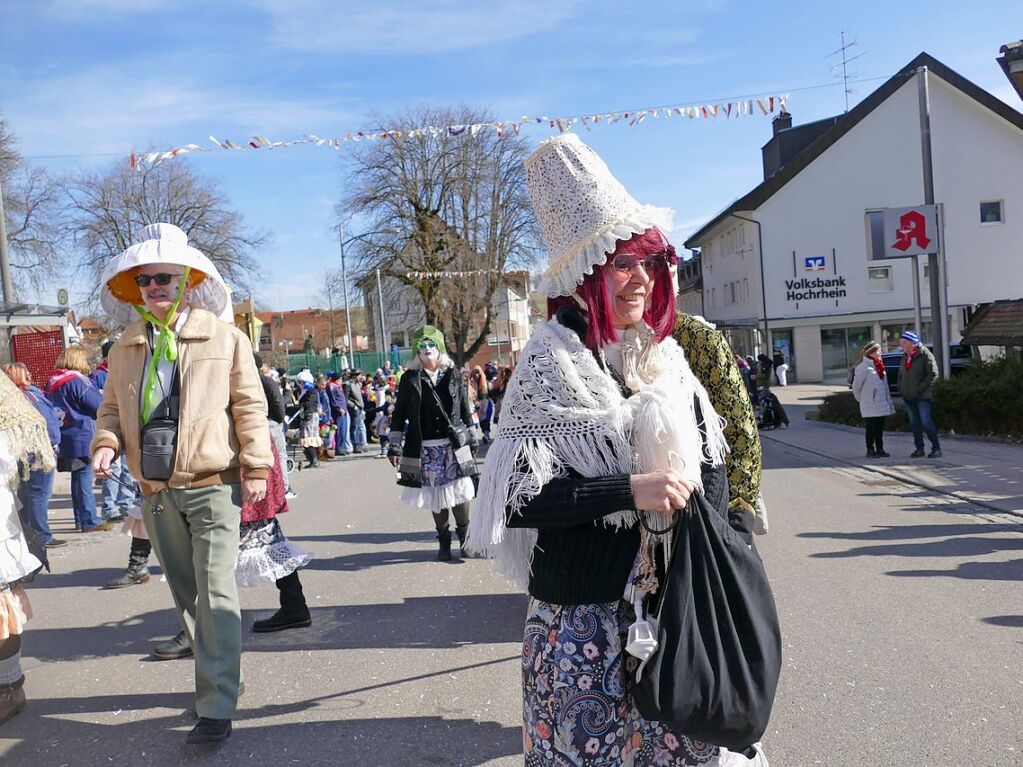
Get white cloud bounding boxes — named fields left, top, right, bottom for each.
left=251, top=0, right=584, bottom=55
left=5, top=64, right=360, bottom=157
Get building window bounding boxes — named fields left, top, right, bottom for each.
left=980, top=200, right=1003, bottom=224
left=865, top=210, right=886, bottom=260
left=867, top=265, right=893, bottom=292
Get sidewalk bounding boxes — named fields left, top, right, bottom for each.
left=762, top=384, right=1023, bottom=516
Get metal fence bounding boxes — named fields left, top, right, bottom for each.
left=283, top=348, right=414, bottom=376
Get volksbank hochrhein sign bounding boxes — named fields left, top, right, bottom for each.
left=785, top=276, right=848, bottom=301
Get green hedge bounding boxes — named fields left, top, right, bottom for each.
left=818, top=356, right=1023, bottom=438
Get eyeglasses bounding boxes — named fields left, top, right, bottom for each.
left=134, top=272, right=183, bottom=287
left=416, top=340, right=438, bottom=351
left=610, top=253, right=674, bottom=276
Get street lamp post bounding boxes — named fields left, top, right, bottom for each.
left=375, top=268, right=387, bottom=355
left=338, top=225, right=354, bottom=359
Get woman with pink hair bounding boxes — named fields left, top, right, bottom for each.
left=470, top=135, right=770, bottom=766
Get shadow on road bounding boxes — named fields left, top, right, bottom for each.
left=22, top=593, right=529, bottom=661
left=982, top=615, right=1023, bottom=628
left=886, top=558, right=1023, bottom=581
left=289, top=531, right=435, bottom=545
left=1, top=693, right=521, bottom=767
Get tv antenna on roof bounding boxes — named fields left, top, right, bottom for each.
left=827, top=31, right=868, bottom=112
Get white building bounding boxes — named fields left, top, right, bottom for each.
left=685, top=52, right=1023, bottom=382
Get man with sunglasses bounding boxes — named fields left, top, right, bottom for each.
left=91, top=224, right=271, bottom=745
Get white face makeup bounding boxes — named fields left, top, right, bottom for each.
left=417, top=341, right=440, bottom=368
left=137, top=262, right=188, bottom=321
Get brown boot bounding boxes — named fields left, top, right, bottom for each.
left=0, top=675, right=26, bottom=725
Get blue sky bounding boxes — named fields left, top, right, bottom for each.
left=2, top=0, right=1021, bottom=311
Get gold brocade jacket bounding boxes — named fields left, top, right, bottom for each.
left=672, top=312, right=762, bottom=514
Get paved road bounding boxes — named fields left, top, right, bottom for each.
left=1, top=433, right=1021, bottom=766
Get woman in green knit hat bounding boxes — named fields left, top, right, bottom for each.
left=387, top=325, right=478, bottom=560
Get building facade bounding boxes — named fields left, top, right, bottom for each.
left=685, top=52, right=1023, bottom=382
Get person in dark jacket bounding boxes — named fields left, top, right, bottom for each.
left=295, top=371, right=320, bottom=468
left=388, top=326, right=478, bottom=561
left=47, top=346, right=111, bottom=533
left=327, top=372, right=352, bottom=456
left=255, top=354, right=293, bottom=498
left=3, top=363, right=65, bottom=548
left=344, top=372, right=367, bottom=453
left=898, top=331, right=942, bottom=458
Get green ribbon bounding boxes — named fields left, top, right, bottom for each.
left=135, top=268, right=191, bottom=424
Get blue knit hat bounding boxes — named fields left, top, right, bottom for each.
left=900, top=331, right=921, bottom=345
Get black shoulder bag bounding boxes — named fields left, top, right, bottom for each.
left=631, top=408, right=782, bottom=750
left=140, top=363, right=180, bottom=482
left=424, top=373, right=470, bottom=450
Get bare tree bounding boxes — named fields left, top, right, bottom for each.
left=0, top=116, right=65, bottom=297
left=313, top=267, right=351, bottom=349
left=340, top=105, right=539, bottom=366
left=61, top=159, right=268, bottom=308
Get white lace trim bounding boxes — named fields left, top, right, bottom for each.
left=235, top=539, right=313, bottom=588
left=533, top=205, right=674, bottom=297
left=400, top=476, right=476, bottom=512
left=467, top=318, right=727, bottom=590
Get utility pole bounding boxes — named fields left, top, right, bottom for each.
left=917, top=66, right=951, bottom=379
left=375, top=268, right=387, bottom=356
left=0, top=176, right=14, bottom=304
left=338, top=225, right=354, bottom=357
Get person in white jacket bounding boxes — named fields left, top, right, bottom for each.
left=852, top=341, right=896, bottom=458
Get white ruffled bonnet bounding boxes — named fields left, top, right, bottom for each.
left=100, top=223, right=232, bottom=326
left=525, top=133, right=674, bottom=298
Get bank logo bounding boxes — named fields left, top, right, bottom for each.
left=804, top=256, right=827, bottom=272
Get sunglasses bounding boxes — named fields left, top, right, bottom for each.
left=610, top=253, right=674, bottom=276
left=134, top=272, right=183, bottom=287
left=416, top=340, right=438, bottom=351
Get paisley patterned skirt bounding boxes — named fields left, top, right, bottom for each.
left=522, top=598, right=722, bottom=766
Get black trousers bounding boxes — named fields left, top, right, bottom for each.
left=864, top=416, right=886, bottom=451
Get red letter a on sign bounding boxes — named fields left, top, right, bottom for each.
left=891, top=210, right=931, bottom=252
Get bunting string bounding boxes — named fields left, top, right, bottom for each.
left=404, top=269, right=504, bottom=279
left=129, top=93, right=790, bottom=169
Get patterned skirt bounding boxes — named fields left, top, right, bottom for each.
left=522, top=598, right=722, bottom=766
left=400, top=438, right=476, bottom=512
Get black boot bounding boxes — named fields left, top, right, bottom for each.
left=104, top=537, right=152, bottom=589
left=455, top=524, right=469, bottom=557
left=436, top=529, right=453, bottom=561
left=304, top=446, right=318, bottom=468
left=253, top=571, right=312, bottom=632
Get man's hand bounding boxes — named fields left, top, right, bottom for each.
left=92, top=447, right=116, bottom=479
left=241, top=472, right=268, bottom=505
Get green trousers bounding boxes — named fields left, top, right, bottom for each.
left=143, top=484, right=242, bottom=720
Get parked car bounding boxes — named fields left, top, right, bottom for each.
left=881, top=344, right=972, bottom=395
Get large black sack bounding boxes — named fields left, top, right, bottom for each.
left=632, top=457, right=782, bottom=750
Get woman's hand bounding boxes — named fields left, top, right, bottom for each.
left=388, top=453, right=401, bottom=469
left=630, top=471, right=696, bottom=514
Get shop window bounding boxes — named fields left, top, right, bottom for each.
left=867, top=265, right=893, bottom=292
left=980, top=200, right=1003, bottom=224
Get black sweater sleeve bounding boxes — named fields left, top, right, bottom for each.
left=505, top=473, right=635, bottom=531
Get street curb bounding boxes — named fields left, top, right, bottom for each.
left=760, top=430, right=1023, bottom=521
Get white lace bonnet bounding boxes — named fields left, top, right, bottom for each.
left=525, top=133, right=674, bottom=298
left=100, top=223, right=232, bottom=326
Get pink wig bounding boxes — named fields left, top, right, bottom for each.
left=547, top=227, right=678, bottom=350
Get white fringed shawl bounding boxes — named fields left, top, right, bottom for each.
left=468, top=318, right=727, bottom=590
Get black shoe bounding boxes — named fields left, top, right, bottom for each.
left=875, top=450, right=890, bottom=458
left=455, top=524, right=469, bottom=557
left=152, top=630, right=193, bottom=660
left=186, top=717, right=232, bottom=744
left=44, top=538, right=68, bottom=548
left=928, top=449, right=942, bottom=458
left=252, top=609, right=312, bottom=633
left=437, top=530, right=452, bottom=562
left=104, top=566, right=150, bottom=589
left=910, top=449, right=925, bottom=458
left=866, top=449, right=877, bottom=458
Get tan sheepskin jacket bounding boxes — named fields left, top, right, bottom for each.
left=91, top=307, right=272, bottom=497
